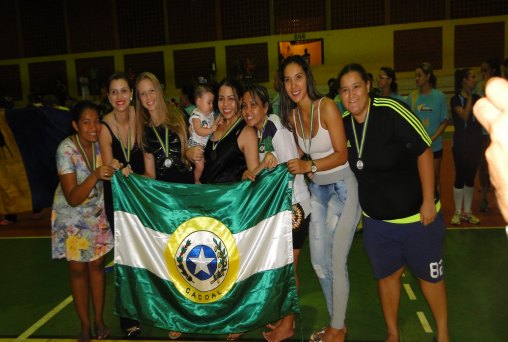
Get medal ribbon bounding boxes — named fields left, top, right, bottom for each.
left=296, top=102, right=314, bottom=156
left=152, top=125, right=169, bottom=158
left=257, top=117, right=268, bottom=150
left=114, top=112, right=131, bottom=163
left=350, top=100, right=371, bottom=161
left=212, top=116, right=242, bottom=151
left=75, top=134, right=96, bottom=172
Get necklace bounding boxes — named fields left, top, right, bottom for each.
left=113, top=111, right=131, bottom=163
left=211, top=116, right=242, bottom=161
left=296, top=102, right=314, bottom=160
left=74, top=134, right=96, bottom=172
left=151, top=123, right=172, bottom=168
left=350, top=100, right=370, bottom=170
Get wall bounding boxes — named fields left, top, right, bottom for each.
left=1, top=15, right=507, bottom=107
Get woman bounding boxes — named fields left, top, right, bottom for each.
left=51, top=101, right=117, bottom=342
left=197, top=77, right=259, bottom=184
left=98, top=72, right=144, bottom=337
left=136, top=72, right=193, bottom=340
left=186, top=78, right=258, bottom=341
left=376, top=67, right=405, bottom=101
left=339, top=63, right=449, bottom=342
left=279, top=55, right=361, bottom=342
left=450, top=69, right=483, bottom=225
left=242, top=83, right=311, bottom=342
left=406, top=62, right=448, bottom=194
left=478, top=59, right=501, bottom=211
left=136, top=72, right=193, bottom=184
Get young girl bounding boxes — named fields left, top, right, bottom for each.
left=51, top=101, right=118, bottom=342
left=187, top=84, right=221, bottom=183
left=406, top=62, right=448, bottom=194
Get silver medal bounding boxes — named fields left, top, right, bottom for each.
left=164, top=158, right=172, bottom=168
left=356, top=159, right=364, bottom=170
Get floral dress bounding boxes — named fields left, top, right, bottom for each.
left=51, top=137, right=113, bottom=261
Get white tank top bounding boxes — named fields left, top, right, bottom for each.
left=293, top=98, right=349, bottom=178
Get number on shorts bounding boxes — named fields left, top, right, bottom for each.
left=429, top=259, right=443, bottom=279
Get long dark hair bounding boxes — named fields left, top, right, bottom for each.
left=417, top=62, right=437, bottom=88
left=380, top=66, right=398, bottom=93
left=454, top=68, right=471, bottom=95
left=278, top=55, right=322, bottom=130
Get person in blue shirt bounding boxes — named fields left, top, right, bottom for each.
left=406, top=63, right=448, bottom=194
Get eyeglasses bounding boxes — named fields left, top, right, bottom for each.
left=376, top=75, right=391, bottom=80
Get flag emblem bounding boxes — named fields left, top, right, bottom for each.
left=166, top=216, right=239, bottom=303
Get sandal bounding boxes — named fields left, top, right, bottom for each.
left=309, top=328, right=326, bottom=342
left=95, top=325, right=110, bottom=340
left=168, top=331, right=182, bottom=339
left=125, top=325, right=141, bottom=338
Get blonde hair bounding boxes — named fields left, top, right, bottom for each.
left=135, top=72, right=189, bottom=166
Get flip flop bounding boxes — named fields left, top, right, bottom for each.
left=309, top=327, right=326, bottom=342
left=168, top=331, right=182, bottom=339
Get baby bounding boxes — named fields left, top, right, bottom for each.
left=188, top=85, right=221, bottom=183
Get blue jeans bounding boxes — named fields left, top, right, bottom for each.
left=308, top=174, right=361, bottom=329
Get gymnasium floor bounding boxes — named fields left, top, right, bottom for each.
left=1, top=140, right=507, bottom=342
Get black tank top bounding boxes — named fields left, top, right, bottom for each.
left=201, top=118, right=248, bottom=184
left=103, top=121, right=145, bottom=231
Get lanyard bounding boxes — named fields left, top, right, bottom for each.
left=152, top=125, right=168, bottom=157
left=114, top=112, right=131, bottom=163
left=212, top=116, right=242, bottom=151
left=350, top=101, right=371, bottom=161
left=75, top=134, right=96, bottom=172
left=296, top=102, right=314, bottom=155
left=257, top=117, right=268, bottom=149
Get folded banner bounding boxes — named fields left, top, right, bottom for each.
left=112, top=164, right=299, bottom=334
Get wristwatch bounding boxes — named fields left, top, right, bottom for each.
left=311, top=160, right=317, bottom=173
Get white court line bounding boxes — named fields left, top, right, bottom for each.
left=417, top=311, right=433, bottom=333
left=403, top=283, right=417, bottom=300
left=15, top=260, right=115, bottom=341
left=14, top=296, right=73, bottom=341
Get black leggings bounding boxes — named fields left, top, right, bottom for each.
left=452, top=144, right=482, bottom=188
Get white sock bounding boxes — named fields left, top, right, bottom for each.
left=453, top=187, right=463, bottom=214
left=464, top=186, right=474, bottom=213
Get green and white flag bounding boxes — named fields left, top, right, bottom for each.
left=112, top=164, right=299, bottom=334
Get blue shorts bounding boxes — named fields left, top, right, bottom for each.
left=363, top=212, right=445, bottom=283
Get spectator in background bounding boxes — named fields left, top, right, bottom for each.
left=406, top=62, right=448, bottom=194
left=478, top=58, right=501, bottom=212
left=271, top=72, right=281, bottom=116
left=179, top=84, right=196, bottom=120
left=376, top=67, right=405, bottom=101
left=450, top=69, right=482, bottom=225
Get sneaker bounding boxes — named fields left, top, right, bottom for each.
left=451, top=212, right=461, bottom=225
left=462, top=212, right=480, bottom=224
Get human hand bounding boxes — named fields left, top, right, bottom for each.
left=287, top=158, right=311, bottom=175
left=474, top=77, right=508, bottom=222
left=262, top=152, right=278, bottom=169
left=242, top=169, right=256, bottom=182
left=121, top=164, right=133, bottom=177
left=419, top=199, right=437, bottom=226
left=95, top=165, right=114, bottom=181
left=186, top=146, right=205, bottom=163
left=110, top=159, right=123, bottom=170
